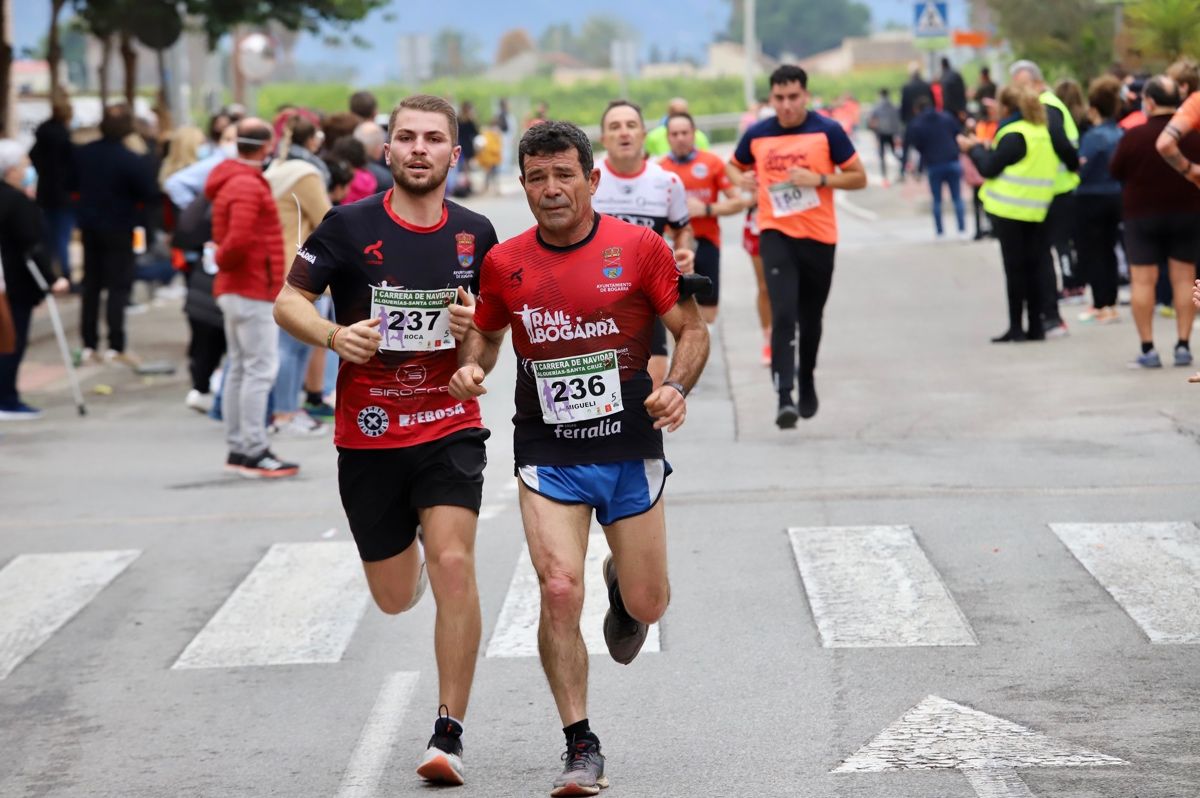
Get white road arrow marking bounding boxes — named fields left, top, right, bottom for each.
left=835, top=695, right=1126, bottom=796
left=1051, top=522, right=1200, bottom=643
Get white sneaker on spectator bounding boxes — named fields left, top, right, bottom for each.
left=270, top=413, right=325, bottom=436
left=185, top=389, right=213, bottom=414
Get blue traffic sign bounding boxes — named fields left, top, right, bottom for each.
left=913, top=2, right=949, bottom=38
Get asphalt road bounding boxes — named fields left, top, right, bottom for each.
left=1, top=164, right=1198, bottom=798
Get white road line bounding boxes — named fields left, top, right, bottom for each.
left=336, top=671, right=421, bottom=798
left=964, top=769, right=1037, bottom=798
left=835, top=192, right=880, bottom=221
left=173, top=542, right=369, bottom=669
left=0, top=550, right=140, bottom=679
left=485, top=533, right=661, bottom=658
left=477, top=504, right=505, bottom=521
left=788, top=525, right=977, bottom=647
left=1051, top=522, right=1200, bottom=643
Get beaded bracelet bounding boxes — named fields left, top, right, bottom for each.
left=326, top=326, right=341, bottom=350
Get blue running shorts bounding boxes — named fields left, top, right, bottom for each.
left=517, top=460, right=672, bottom=526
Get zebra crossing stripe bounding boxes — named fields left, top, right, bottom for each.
left=485, top=533, right=661, bottom=658
left=788, top=526, right=978, bottom=647
left=336, top=671, right=421, bottom=798
left=173, top=542, right=369, bottom=669
left=0, top=550, right=140, bottom=680
left=1051, top=522, right=1200, bottom=644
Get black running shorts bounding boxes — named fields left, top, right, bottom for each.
left=1124, top=213, right=1200, bottom=266
left=337, top=428, right=489, bottom=562
left=693, top=238, right=720, bottom=306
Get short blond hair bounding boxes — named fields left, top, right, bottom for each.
left=998, top=84, right=1046, bottom=126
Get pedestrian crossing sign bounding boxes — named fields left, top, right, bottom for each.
left=913, top=2, right=949, bottom=38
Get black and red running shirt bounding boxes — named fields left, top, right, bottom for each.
left=287, top=190, right=498, bottom=449
left=474, top=213, right=680, bottom=466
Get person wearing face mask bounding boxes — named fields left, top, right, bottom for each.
left=0, top=140, right=70, bottom=419
left=204, top=118, right=297, bottom=477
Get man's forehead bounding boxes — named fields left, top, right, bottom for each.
left=604, top=106, right=642, bottom=127
left=524, top=151, right=583, bottom=171
left=391, top=109, right=451, bottom=137
left=667, top=119, right=693, bottom=133
left=772, top=81, right=804, bottom=95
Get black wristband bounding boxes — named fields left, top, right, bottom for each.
left=704, top=202, right=712, bottom=216
left=664, top=380, right=687, bottom=398
left=819, top=173, right=828, bottom=188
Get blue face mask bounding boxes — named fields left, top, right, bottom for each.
left=20, top=165, right=36, bottom=189
left=196, top=142, right=214, bottom=160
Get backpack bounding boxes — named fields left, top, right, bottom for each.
left=171, top=194, right=213, bottom=251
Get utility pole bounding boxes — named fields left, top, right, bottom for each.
left=742, top=0, right=756, bottom=108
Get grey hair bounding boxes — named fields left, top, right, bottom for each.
left=0, top=139, right=26, bottom=175
left=1009, top=59, right=1044, bottom=83
left=353, top=121, right=385, bottom=150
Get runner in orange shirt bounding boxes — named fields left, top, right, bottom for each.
left=658, top=112, right=746, bottom=323
left=727, top=64, right=867, bottom=427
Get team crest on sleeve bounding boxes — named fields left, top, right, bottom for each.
left=455, top=231, right=476, bottom=268
left=602, top=246, right=623, bottom=279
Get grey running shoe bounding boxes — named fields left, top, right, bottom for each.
left=1175, top=345, right=1193, bottom=367
left=1130, top=350, right=1162, bottom=369
left=551, top=736, right=608, bottom=796
left=602, top=554, right=648, bottom=665
left=403, top=534, right=427, bottom=612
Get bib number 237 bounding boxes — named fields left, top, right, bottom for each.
left=532, top=349, right=623, bottom=425
left=370, top=286, right=456, bottom=352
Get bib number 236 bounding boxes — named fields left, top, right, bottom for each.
left=532, top=349, right=623, bottom=425
left=370, top=286, right=456, bottom=352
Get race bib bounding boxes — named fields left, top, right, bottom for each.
left=532, top=349, right=623, bottom=425
left=370, top=286, right=456, bottom=352
left=768, top=180, right=820, bottom=217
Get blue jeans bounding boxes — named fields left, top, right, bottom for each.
left=927, top=161, right=965, bottom=235
left=271, top=327, right=312, bottom=414
left=43, top=207, right=74, bottom=282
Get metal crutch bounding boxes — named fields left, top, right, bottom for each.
left=24, top=258, right=86, bottom=416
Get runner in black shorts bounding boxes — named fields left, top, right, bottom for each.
left=274, top=94, right=498, bottom=788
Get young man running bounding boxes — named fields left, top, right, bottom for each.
left=728, top=64, right=867, bottom=427
left=448, top=121, right=708, bottom=796
left=658, top=111, right=747, bottom=323
left=273, top=95, right=498, bottom=787
left=591, top=100, right=695, bottom=388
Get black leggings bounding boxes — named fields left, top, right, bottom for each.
left=992, top=215, right=1049, bottom=337
left=1075, top=193, right=1122, bottom=309
left=187, top=318, right=226, bottom=393
left=759, top=230, right=836, bottom=397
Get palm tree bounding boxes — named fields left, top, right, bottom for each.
left=1126, top=0, right=1200, bottom=63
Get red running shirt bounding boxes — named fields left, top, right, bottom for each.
left=288, top=191, right=498, bottom=449
left=474, top=214, right=680, bottom=466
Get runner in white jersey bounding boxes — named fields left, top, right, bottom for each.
left=591, top=100, right=694, bottom=388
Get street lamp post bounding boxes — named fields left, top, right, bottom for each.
left=743, top=0, right=756, bottom=108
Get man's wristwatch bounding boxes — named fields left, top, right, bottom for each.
left=819, top=173, right=828, bottom=188
left=664, top=380, right=687, bottom=398
left=704, top=202, right=712, bottom=216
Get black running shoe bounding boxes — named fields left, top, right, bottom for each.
left=239, top=450, right=299, bottom=478
left=775, top=403, right=799, bottom=429
left=551, top=734, right=608, bottom=796
left=416, top=705, right=464, bottom=785
left=601, top=554, right=648, bottom=665
left=225, top=452, right=246, bottom=472
left=799, top=376, right=819, bottom=419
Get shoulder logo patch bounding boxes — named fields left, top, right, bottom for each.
left=602, top=246, right=623, bottom=279
left=456, top=231, right=476, bottom=268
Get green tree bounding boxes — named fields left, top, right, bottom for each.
left=186, top=0, right=387, bottom=47
left=984, top=0, right=1113, bottom=81
left=432, top=28, right=483, bottom=78
left=724, top=0, right=870, bottom=59
left=1126, top=0, right=1200, bottom=64
left=575, top=15, right=638, bottom=68
left=538, top=23, right=576, bottom=55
